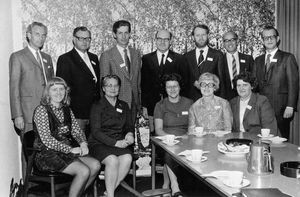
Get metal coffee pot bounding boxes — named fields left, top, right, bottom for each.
left=247, top=141, right=273, bottom=175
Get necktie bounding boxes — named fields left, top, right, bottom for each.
left=265, top=54, right=271, bottom=71
left=232, top=54, right=237, bottom=77
left=124, top=48, right=131, bottom=73
left=198, top=50, right=204, bottom=66
left=160, top=54, right=165, bottom=67
left=36, top=50, right=42, bottom=67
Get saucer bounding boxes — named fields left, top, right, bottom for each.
left=162, top=139, right=180, bottom=146
left=270, top=137, right=287, bottom=144
left=258, top=134, right=274, bottom=139
left=222, top=178, right=250, bottom=188
left=186, top=156, right=207, bottom=163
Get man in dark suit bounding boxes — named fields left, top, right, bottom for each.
left=56, top=26, right=100, bottom=137
left=141, top=29, right=183, bottom=132
left=183, top=24, right=225, bottom=101
left=222, top=31, right=253, bottom=100
left=253, top=26, right=299, bottom=139
left=100, top=20, right=141, bottom=123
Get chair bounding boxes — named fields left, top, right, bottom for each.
left=22, top=130, right=73, bottom=197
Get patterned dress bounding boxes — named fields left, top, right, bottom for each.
left=33, top=104, right=86, bottom=171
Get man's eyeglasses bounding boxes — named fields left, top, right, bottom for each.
left=75, top=36, right=91, bottom=42
left=157, top=37, right=170, bottom=42
left=223, top=38, right=237, bottom=43
left=262, top=35, right=277, bottom=41
left=200, top=82, right=215, bottom=88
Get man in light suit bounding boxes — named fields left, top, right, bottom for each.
left=253, top=26, right=299, bottom=139
left=183, top=24, right=225, bottom=101
left=56, top=26, right=100, bottom=137
left=141, top=29, right=183, bottom=132
left=9, top=21, right=54, bottom=177
left=100, top=20, right=141, bottom=123
left=222, top=31, right=254, bottom=100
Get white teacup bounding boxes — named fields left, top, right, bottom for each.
left=194, top=127, right=204, bottom=136
left=228, top=171, right=244, bottom=186
left=191, top=149, right=203, bottom=161
left=261, top=128, right=270, bottom=137
left=165, top=134, right=175, bottom=144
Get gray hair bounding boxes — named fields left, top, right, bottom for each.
left=194, top=72, right=220, bottom=91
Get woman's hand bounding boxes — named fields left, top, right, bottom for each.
left=80, top=142, right=89, bottom=156
left=115, top=140, right=128, bottom=148
left=125, top=133, right=134, bottom=145
left=70, top=147, right=81, bottom=155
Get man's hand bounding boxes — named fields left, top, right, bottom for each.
left=142, top=107, right=148, bottom=118
left=14, top=117, right=24, bottom=130
left=283, top=107, right=294, bottom=118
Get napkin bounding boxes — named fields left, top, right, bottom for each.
left=155, top=135, right=183, bottom=140
left=241, top=188, right=291, bottom=197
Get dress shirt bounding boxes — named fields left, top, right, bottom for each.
left=226, top=52, right=240, bottom=88
left=265, top=47, right=278, bottom=64
left=28, top=44, right=48, bottom=83
left=239, top=97, right=250, bottom=132
left=156, top=50, right=169, bottom=65
left=75, top=48, right=97, bottom=82
left=196, top=45, right=208, bottom=63
left=116, top=44, right=131, bottom=62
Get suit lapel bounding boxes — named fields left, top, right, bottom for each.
left=243, top=93, right=256, bottom=122
left=233, top=98, right=240, bottom=131
left=71, top=49, right=95, bottom=79
left=239, top=53, right=247, bottom=73
left=24, top=47, right=41, bottom=69
left=113, top=46, right=130, bottom=79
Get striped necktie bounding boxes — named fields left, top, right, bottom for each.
left=232, top=54, right=237, bottom=77
left=124, top=48, right=131, bottom=73
left=197, top=50, right=204, bottom=66
left=265, top=54, right=271, bottom=71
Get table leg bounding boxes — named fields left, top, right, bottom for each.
left=151, top=142, right=156, bottom=189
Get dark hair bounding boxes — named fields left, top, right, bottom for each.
left=233, top=72, right=258, bottom=91
left=155, top=30, right=173, bottom=40
left=41, top=77, right=70, bottom=106
left=222, top=31, right=238, bottom=41
left=26, top=22, right=47, bottom=42
left=192, top=24, right=209, bottom=36
left=113, top=20, right=131, bottom=34
left=162, top=73, right=183, bottom=89
left=101, top=74, right=122, bottom=89
left=73, top=26, right=91, bottom=37
left=262, top=25, right=279, bottom=37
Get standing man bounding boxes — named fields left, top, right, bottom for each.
left=9, top=21, right=54, bottom=177
left=100, top=20, right=141, bottom=123
left=253, top=26, right=299, bottom=139
left=9, top=21, right=54, bottom=135
left=222, top=31, right=254, bottom=100
left=56, top=26, right=100, bottom=137
left=141, top=29, right=183, bottom=132
left=183, top=24, right=225, bottom=101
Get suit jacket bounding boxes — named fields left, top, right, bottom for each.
left=99, top=46, right=141, bottom=108
left=230, top=93, right=278, bottom=135
left=141, top=50, right=183, bottom=116
left=223, top=52, right=254, bottom=100
left=183, top=47, right=225, bottom=101
left=253, top=50, right=299, bottom=116
left=56, top=48, right=100, bottom=119
left=9, top=46, right=54, bottom=133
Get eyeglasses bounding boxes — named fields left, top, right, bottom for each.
left=223, top=38, right=237, bottom=43
left=166, top=85, right=179, bottom=89
left=200, top=82, right=215, bottom=88
left=104, top=84, right=119, bottom=88
left=75, top=36, right=91, bottom=42
left=157, top=37, right=170, bottom=42
left=262, top=35, right=277, bottom=41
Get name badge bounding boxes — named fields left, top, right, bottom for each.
left=246, top=105, right=252, bottom=110
left=214, top=106, right=221, bottom=109
left=116, top=108, right=123, bottom=113
left=207, top=57, right=213, bottom=61
left=120, top=63, right=126, bottom=68
left=271, top=59, right=277, bottom=62
left=182, top=111, right=188, bottom=115
left=91, top=60, right=96, bottom=65
left=167, top=57, right=173, bottom=63
left=240, top=59, right=246, bottom=63
left=43, top=59, right=47, bottom=63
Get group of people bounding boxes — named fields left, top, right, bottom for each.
left=9, top=19, right=299, bottom=197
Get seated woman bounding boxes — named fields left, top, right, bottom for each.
left=230, top=72, right=278, bottom=134
left=188, top=72, right=232, bottom=133
left=154, top=73, right=193, bottom=197
left=88, top=75, right=134, bottom=197
left=33, top=77, right=100, bottom=197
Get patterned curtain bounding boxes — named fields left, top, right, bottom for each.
left=276, top=0, right=300, bottom=145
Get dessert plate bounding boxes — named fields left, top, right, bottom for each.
left=186, top=156, right=207, bottom=163
left=222, top=178, right=250, bottom=189
left=162, top=139, right=180, bottom=146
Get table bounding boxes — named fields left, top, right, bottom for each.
left=151, top=132, right=300, bottom=196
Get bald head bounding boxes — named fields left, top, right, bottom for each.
left=155, top=29, right=172, bottom=53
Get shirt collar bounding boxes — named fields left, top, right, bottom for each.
left=157, top=50, right=169, bottom=57
left=196, top=45, right=208, bottom=54
left=28, top=44, right=39, bottom=56
left=116, top=44, right=129, bottom=53
left=266, top=47, right=278, bottom=57
left=74, top=47, right=88, bottom=59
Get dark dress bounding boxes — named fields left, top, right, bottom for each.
left=33, top=104, right=87, bottom=172
left=88, top=97, right=134, bottom=162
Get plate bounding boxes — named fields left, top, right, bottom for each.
left=258, top=134, right=274, bottom=139
left=162, top=139, right=180, bottom=146
left=269, top=137, right=287, bottom=144
left=186, top=156, right=207, bottom=163
left=218, top=142, right=249, bottom=157
left=226, top=138, right=252, bottom=146
left=222, top=178, right=250, bottom=189
left=213, top=130, right=231, bottom=137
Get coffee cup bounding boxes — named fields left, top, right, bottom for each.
left=191, top=149, right=203, bottom=161
left=194, top=127, right=204, bottom=136
left=165, top=134, right=175, bottom=144
left=261, top=128, right=270, bottom=137
left=228, top=171, right=244, bottom=186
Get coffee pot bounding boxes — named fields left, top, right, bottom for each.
left=247, top=141, right=273, bottom=175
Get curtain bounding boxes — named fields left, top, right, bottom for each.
left=276, top=0, right=300, bottom=145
